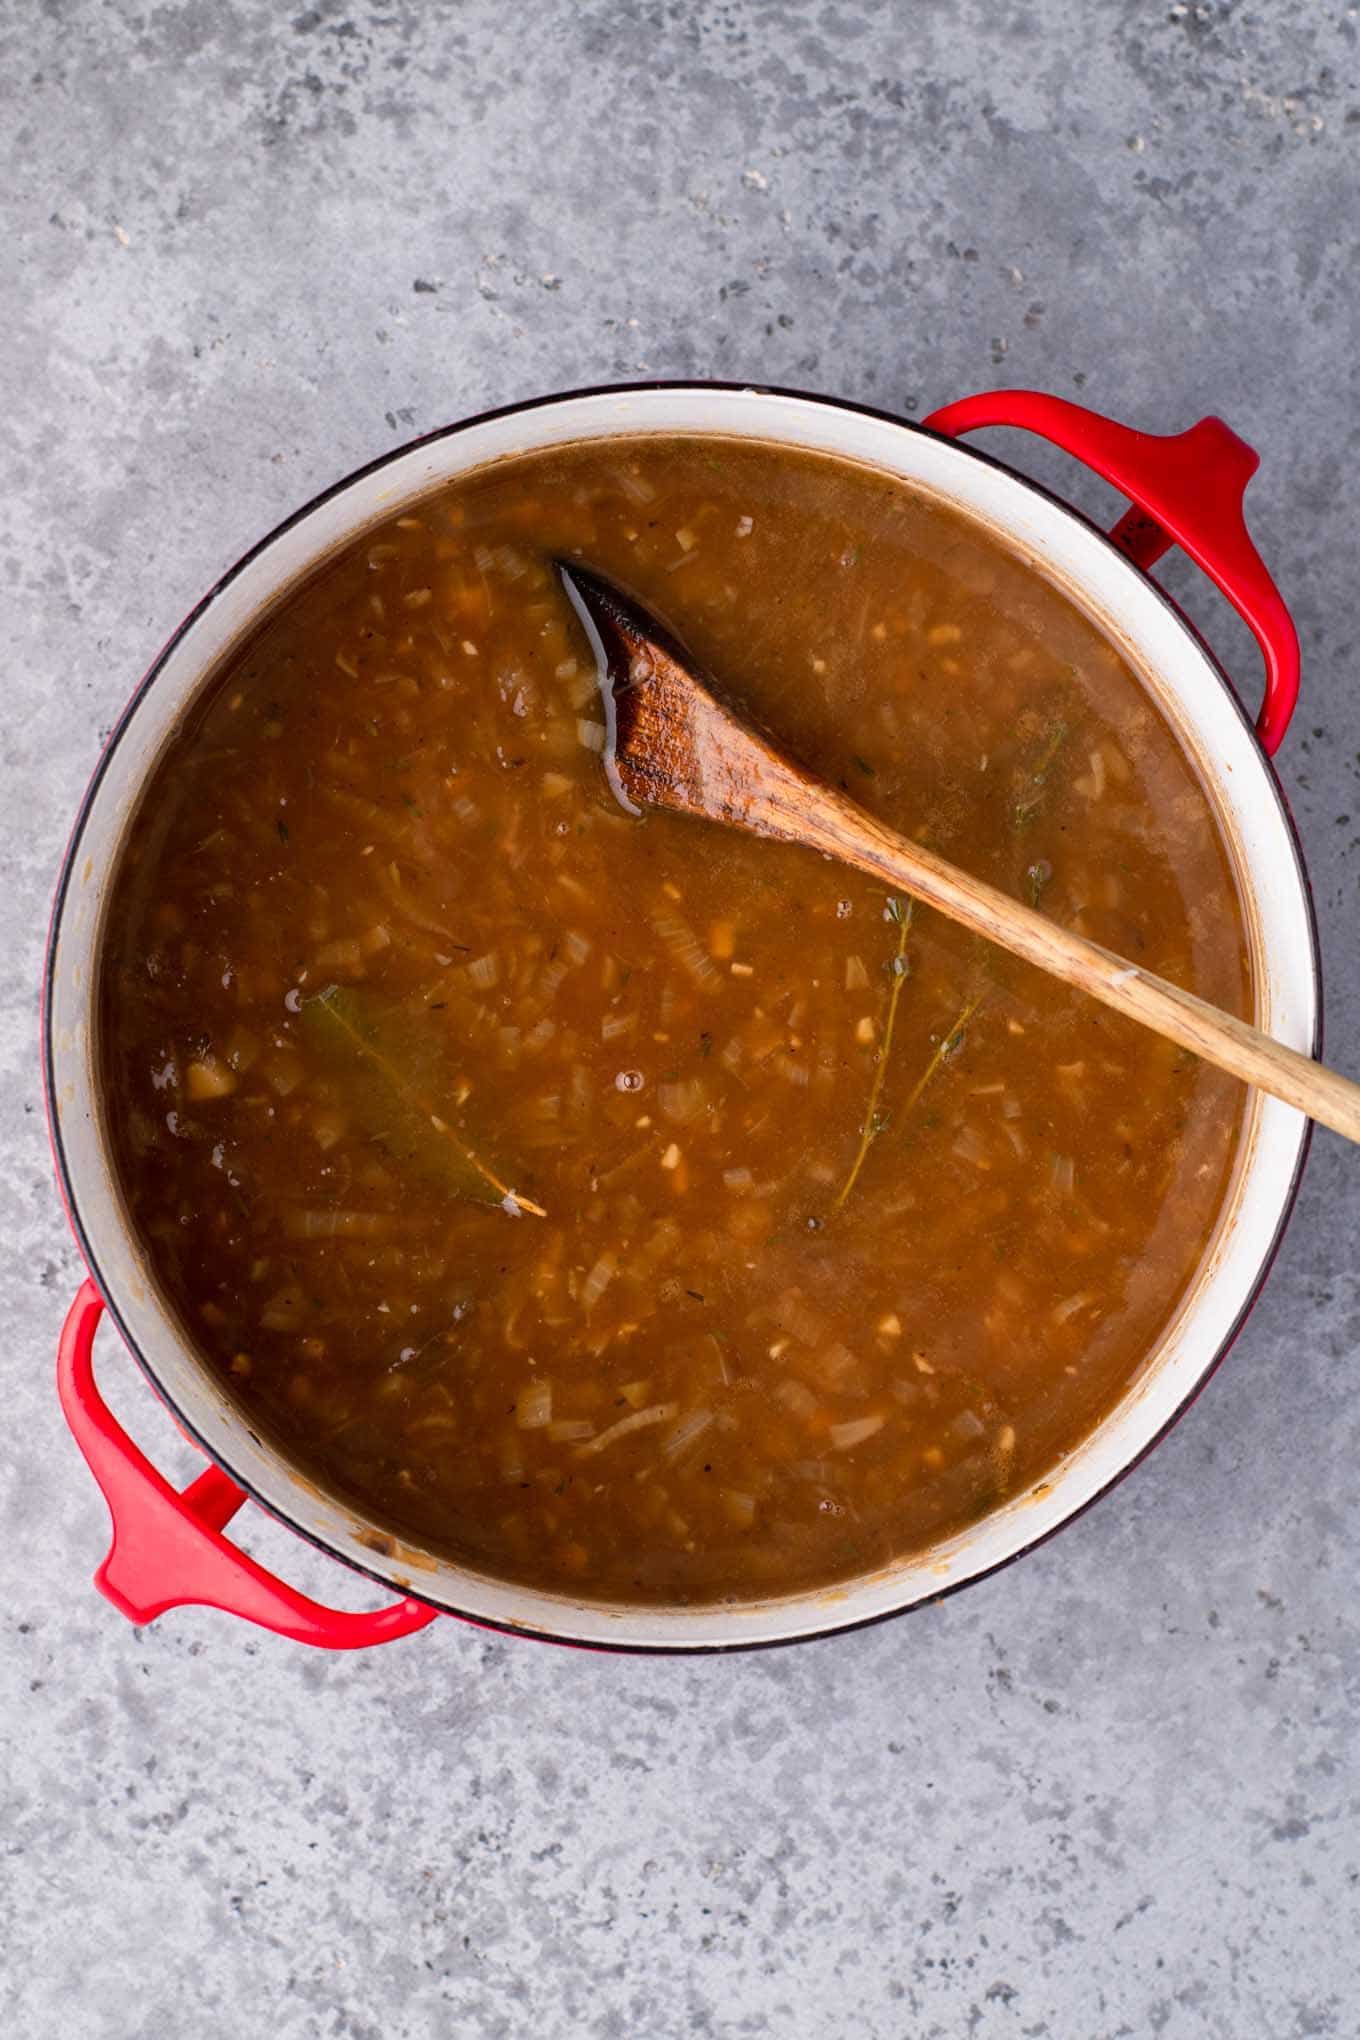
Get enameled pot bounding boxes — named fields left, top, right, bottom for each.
left=45, top=384, right=1318, bottom=1652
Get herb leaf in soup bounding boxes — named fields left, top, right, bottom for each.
left=302, top=984, right=546, bottom=1216
left=1027, top=859, right=1053, bottom=911
left=834, top=897, right=914, bottom=1212
left=1012, top=716, right=1070, bottom=828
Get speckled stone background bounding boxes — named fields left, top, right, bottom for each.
left=3, top=3, right=1358, bottom=2034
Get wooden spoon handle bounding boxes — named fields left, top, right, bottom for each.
left=560, top=561, right=1344, bottom=1140
left=754, top=770, right=1351, bottom=1142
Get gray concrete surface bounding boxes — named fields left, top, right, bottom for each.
left=3, top=3, right=1358, bottom=2034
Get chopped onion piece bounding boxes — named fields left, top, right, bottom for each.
left=951, top=1124, right=991, bottom=1169
left=581, top=1251, right=618, bottom=1309
left=662, top=1409, right=714, bottom=1461
left=631, top=1216, right=680, bottom=1275
left=283, top=1209, right=390, bottom=1240
left=613, top=467, right=657, bottom=505
left=574, top=1402, right=679, bottom=1457
left=772, top=1288, right=828, bottom=1349
left=831, top=1413, right=886, bottom=1451
left=310, top=1107, right=346, bottom=1151
left=657, top=1078, right=707, bottom=1124
left=653, top=911, right=722, bottom=990
left=814, top=1342, right=861, bottom=1391
left=568, top=1065, right=593, bottom=1119
left=775, top=1378, right=819, bottom=1422
left=1074, top=748, right=1107, bottom=800
left=185, top=1057, right=236, bottom=1101
left=516, top=1379, right=553, bottom=1429
left=260, top=1284, right=306, bottom=1330
left=564, top=666, right=599, bottom=710
left=313, top=937, right=363, bottom=971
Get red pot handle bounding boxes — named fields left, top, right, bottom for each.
left=56, top=1281, right=440, bottom=1649
left=922, top=390, right=1300, bottom=755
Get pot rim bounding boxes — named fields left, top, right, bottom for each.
left=44, top=378, right=1321, bottom=1652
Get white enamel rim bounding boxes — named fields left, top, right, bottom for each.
left=46, top=383, right=1318, bottom=1652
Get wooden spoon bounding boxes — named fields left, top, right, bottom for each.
left=559, top=561, right=1360, bottom=1146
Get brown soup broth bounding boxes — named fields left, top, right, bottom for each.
left=99, top=436, right=1250, bottom=1603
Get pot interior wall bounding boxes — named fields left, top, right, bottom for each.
left=47, top=387, right=1317, bottom=1647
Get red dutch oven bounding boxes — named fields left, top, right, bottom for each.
left=45, top=386, right=1317, bottom=1653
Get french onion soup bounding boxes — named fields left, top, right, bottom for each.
left=99, top=435, right=1250, bottom=1603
